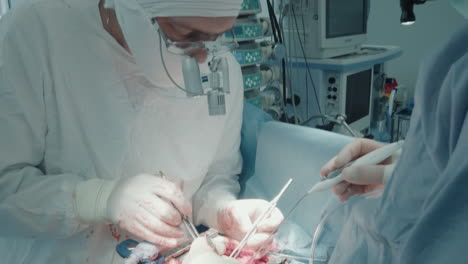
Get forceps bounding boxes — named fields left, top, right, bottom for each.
left=158, top=171, right=200, bottom=239
left=230, top=178, right=293, bottom=259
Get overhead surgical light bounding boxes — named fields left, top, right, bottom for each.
left=400, top=0, right=427, bottom=25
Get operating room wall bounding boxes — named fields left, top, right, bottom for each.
left=366, top=0, right=466, bottom=96
left=0, top=0, right=9, bottom=17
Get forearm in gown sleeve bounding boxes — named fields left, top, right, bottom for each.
left=192, top=74, right=244, bottom=229
left=0, top=18, right=87, bottom=238
left=399, top=66, right=468, bottom=264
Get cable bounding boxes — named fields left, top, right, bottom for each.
left=286, top=3, right=299, bottom=125
left=301, top=14, right=310, bottom=121
left=310, top=189, right=385, bottom=263
left=268, top=252, right=311, bottom=262
left=266, top=0, right=279, bottom=43
left=279, top=6, right=290, bottom=121
left=278, top=1, right=288, bottom=109
left=291, top=8, right=304, bottom=124
left=282, top=60, right=287, bottom=107
left=276, top=1, right=323, bottom=125
left=294, top=6, right=325, bottom=125
left=301, top=114, right=329, bottom=126
left=280, top=6, right=295, bottom=123
left=310, top=202, right=346, bottom=264
left=291, top=6, right=324, bottom=121
left=158, top=33, right=194, bottom=95
left=248, top=192, right=378, bottom=264
left=268, top=0, right=283, bottom=43
left=266, top=0, right=287, bottom=108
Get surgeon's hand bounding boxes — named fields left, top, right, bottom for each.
left=106, top=174, right=192, bottom=248
left=216, top=199, right=283, bottom=251
left=320, top=138, right=400, bottom=201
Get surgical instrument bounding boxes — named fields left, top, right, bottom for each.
left=116, top=230, right=220, bottom=263
left=321, top=160, right=356, bottom=182
left=158, top=171, right=200, bottom=239
left=116, top=239, right=163, bottom=264
left=230, top=178, right=293, bottom=259
left=308, top=140, right=404, bottom=193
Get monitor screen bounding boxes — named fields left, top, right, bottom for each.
left=345, top=69, right=372, bottom=124
left=326, top=0, right=367, bottom=38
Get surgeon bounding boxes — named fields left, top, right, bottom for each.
left=318, top=0, right=468, bottom=263
left=0, top=0, right=283, bottom=263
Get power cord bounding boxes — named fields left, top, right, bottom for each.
left=291, top=6, right=324, bottom=121
left=158, top=33, right=194, bottom=95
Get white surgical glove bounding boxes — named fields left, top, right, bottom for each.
left=74, top=173, right=192, bottom=248
left=215, top=199, right=283, bottom=251
left=182, top=237, right=238, bottom=264
left=125, top=241, right=160, bottom=264
left=320, top=138, right=401, bottom=201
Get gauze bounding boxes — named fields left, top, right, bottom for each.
left=103, top=0, right=242, bottom=88
left=450, top=0, right=468, bottom=19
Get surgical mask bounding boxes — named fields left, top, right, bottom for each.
left=450, top=0, right=468, bottom=18
left=108, top=0, right=237, bottom=115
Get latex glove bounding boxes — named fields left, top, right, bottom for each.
left=74, top=173, right=192, bottom=248
left=125, top=241, right=160, bottom=264
left=216, top=199, right=284, bottom=251
left=183, top=237, right=239, bottom=264
left=320, top=138, right=401, bottom=201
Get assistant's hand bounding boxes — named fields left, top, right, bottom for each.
left=216, top=199, right=283, bottom=251
left=106, top=174, right=192, bottom=248
left=320, top=138, right=400, bottom=201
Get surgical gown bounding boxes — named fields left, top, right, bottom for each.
left=322, top=22, right=468, bottom=263
left=0, top=0, right=244, bottom=263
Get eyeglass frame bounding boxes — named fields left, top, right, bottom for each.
left=157, top=26, right=239, bottom=56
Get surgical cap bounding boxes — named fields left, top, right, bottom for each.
left=105, top=0, right=243, bottom=17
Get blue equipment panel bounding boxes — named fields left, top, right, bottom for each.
left=240, top=0, right=261, bottom=15
left=232, top=49, right=263, bottom=66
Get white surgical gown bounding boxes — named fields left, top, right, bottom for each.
left=0, top=0, right=243, bottom=263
